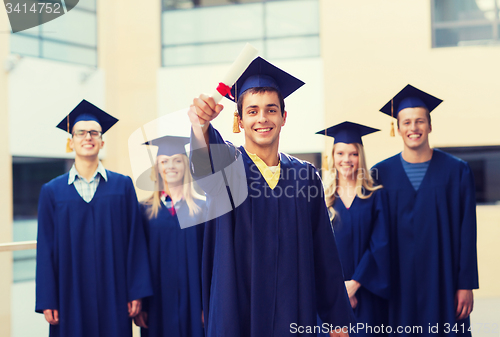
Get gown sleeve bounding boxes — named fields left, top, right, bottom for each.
left=351, top=189, right=390, bottom=299
left=125, top=177, right=153, bottom=302
left=35, top=184, right=59, bottom=313
left=457, top=163, right=479, bottom=290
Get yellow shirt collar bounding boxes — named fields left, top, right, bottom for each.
left=246, top=150, right=281, bottom=190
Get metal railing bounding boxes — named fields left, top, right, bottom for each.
left=0, top=241, right=37, bottom=252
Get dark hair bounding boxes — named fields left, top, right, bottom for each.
left=236, top=87, right=285, bottom=119
left=396, top=108, right=431, bottom=128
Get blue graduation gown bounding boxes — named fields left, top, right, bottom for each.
left=140, top=199, right=205, bottom=337
left=330, top=191, right=390, bottom=336
left=372, top=149, right=478, bottom=336
left=192, top=126, right=354, bottom=337
left=35, top=171, right=153, bottom=337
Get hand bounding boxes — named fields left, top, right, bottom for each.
left=43, top=309, right=59, bottom=325
left=349, top=294, right=358, bottom=309
left=344, top=280, right=361, bottom=298
left=128, top=299, right=142, bottom=318
left=344, top=280, right=361, bottom=309
left=455, top=289, right=473, bottom=320
left=330, top=327, right=349, bottom=337
left=188, top=94, right=224, bottom=127
left=134, top=311, right=148, bottom=329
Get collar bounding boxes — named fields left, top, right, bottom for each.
left=68, top=161, right=108, bottom=185
left=246, top=150, right=281, bottom=189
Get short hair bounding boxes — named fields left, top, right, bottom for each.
left=236, top=87, right=285, bottom=119
left=397, top=107, right=431, bottom=128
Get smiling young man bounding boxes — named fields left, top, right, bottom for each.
left=187, top=57, right=354, bottom=337
left=372, top=85, right=478, bottom=336
left=35, top=100, right=152, bottom=337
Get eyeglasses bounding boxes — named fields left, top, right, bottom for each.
left=73, top=130, right=102, bottom=139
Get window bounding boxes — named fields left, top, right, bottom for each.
left=161, top=0, right=319, bottom=66
left=12, top=157, right=72, bottom=282
left=10, top=0, right=98, bottom=67
left=438, top=146, right=500, bottom=204
left=432, top=0, right=500, bottom=47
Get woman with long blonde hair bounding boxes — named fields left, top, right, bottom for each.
left=317, top=122, right=390, bottom=337
left=134, top=136, right=205, bottom=337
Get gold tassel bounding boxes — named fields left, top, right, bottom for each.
left=390, top=98, right=395, bottom=137
left=66, top=138, right=73, bottom=153
left=65, top=115, right=73, bottom=152
left=233, top=111, right=241, bottom=133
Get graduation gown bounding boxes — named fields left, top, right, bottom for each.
left=35, top=171, right=153, bottom=337
left=372, top=149, right=478, bottom=336
left=330, top=191, right=390, bottom=336
left=191, top=125, right=354, bottom=337
left=140, top=199, right=205, bottom=337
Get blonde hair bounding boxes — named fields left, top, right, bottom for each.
left=323, top=143, right=382, bottom=221
left=142, top=154, right=204, bottom=219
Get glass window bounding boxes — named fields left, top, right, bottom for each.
left=438, top=146, right=500, bottom=204
left=9, top=0, right=97, bottom=67
left=12, top=157, right=71, bottom=282
left=432, top=0, right=500, bottom=47
left=162, top=0, right=320, bottom=66
left=162, top=4, right=263, bottom=45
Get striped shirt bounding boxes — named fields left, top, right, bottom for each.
left=400, top=154, right=430, bottom=191
left=68, top=162, right=108, bottom=203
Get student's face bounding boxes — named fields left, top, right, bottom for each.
left=333, top=143, right=359, bottom=181
left=70, top=120, right=104, bottom=159
left=239, top=91, right=287, bottom=151
left=157, top=154, right=185, bottom=186
left=397, top=107, right=432, bottom=151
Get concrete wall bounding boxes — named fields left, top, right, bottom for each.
left=1, top=6, right=13, bottom=337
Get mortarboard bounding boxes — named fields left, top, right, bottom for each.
left=56, top=99, right=118, bottom=135
left=142, top=135, right=190, bottom=157
left=226, top=56, right=305, bottom=102
left=56, top=100, right=118, bottom=152
left=380, top=84, right=443, bottom=137
left=224, top=56, right=305, bottom=133
left=316, top=121, right=380, bottom=145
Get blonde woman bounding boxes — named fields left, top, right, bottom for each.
left=134, top=136, right=205, bottom=337
left=317, top=122, right=390, bottom=337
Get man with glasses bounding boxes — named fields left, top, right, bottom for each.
left=35, top=100, right=152, bottom=337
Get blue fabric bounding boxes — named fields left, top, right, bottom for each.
left=400, top=155, right=430, bottom=191
left=397, top=97, right=428, bottom=113
left=140, top=199, right=206, bottom=337
left=192, top=125, right=355, bottom=337
left=319, top=190, right=390, bottom=337
left=372, top=149, right=478, bottom=336
left=35, top=171, right=153, bottom=337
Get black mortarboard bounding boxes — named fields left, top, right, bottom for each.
left=316, top=121, right=380, bottom=145
left=142, top=135, right=190, bottom=157
left=380, top=84, right=443, bottom=119
left=56, top=99, right=118, bottom=135
left=226, top=56, right=305, bottom=102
